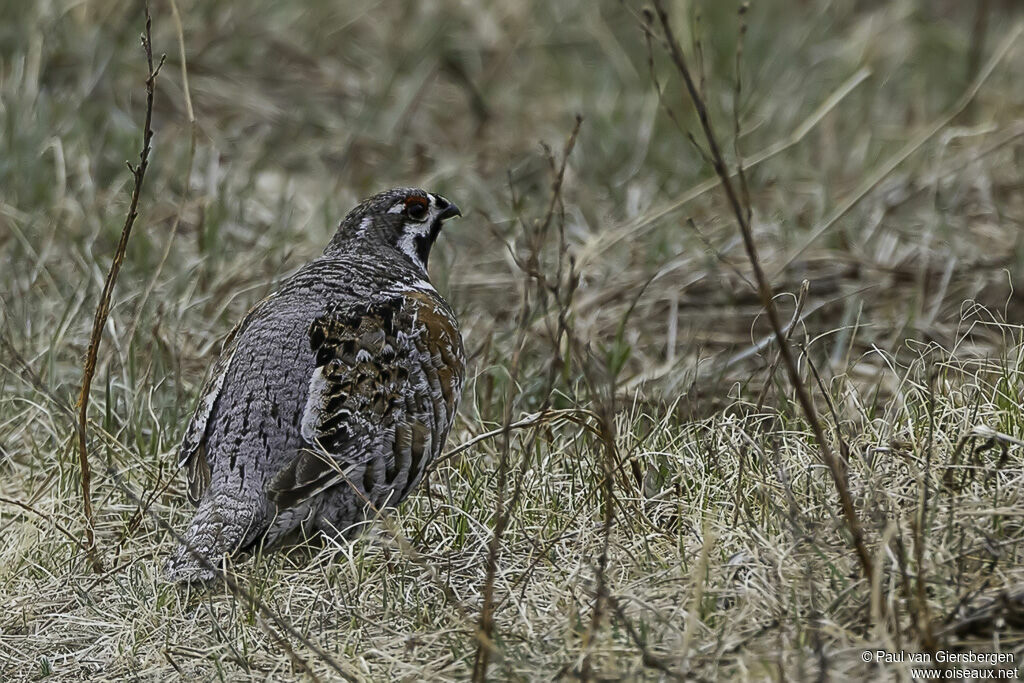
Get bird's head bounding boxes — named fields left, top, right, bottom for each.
left=325, top=187, right=461, bottom=274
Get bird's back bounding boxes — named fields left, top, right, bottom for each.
left=202, top=256, right=418, bottom=495
left=203, top=288, right=318, bottom=498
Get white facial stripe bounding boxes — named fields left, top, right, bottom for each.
left=382, top=193, right=450, bottom=273
left=398, top=222, right=434, bottom=272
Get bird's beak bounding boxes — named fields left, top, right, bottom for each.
left=438, top=201, right=462, bottom=221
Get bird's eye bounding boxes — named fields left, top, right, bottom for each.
left=404, top=196, right=429, bottom=221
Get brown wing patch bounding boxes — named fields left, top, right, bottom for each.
left=271, top=289, right=464, bottom=511
left=271, top=296, right=410, bottom=508
left=406, top=290, right=464, bottom=408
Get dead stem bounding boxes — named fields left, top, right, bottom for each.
left=648, top=0, right=874, bottom=580
left=74, top=3, right=164, bottom=573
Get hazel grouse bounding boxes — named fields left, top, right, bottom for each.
left=166, top=187, right=465, bottom=582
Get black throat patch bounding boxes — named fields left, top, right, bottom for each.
left=413, top=221, right=442, bottom=268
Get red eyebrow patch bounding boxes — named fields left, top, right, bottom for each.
left=404, top=196, right=428, bottom=209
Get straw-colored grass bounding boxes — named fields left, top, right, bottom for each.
left=2, top=1, right=1024, bottom=680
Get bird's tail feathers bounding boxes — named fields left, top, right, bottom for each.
left=164, top=493, right=261, bottom=583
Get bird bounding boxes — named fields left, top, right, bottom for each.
left=165, top=187, right=465, bottom=582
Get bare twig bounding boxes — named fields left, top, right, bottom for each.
left=123, top=0, right=198, bottom=352
left=0, top=495, right=92, bottom=556
left=580, top=403, right=619, bottom=681
left=647, top=1, right=874, bottom=579
left=108, top=466, right=358, bottom=681
left=639, top=17, right=713, bottom=169
left=608, top=595, right=687, bottom=681
left=754, top=280, right=809, bottom=413
left=470, top=256, right=532, bottom=683
left=74, top=3, right=165, bottom=572
left=472, top=116, right=583, bottom=682
left=732, top=2, right=752, bottom=227
left=435, top=407, right=601, bottom=465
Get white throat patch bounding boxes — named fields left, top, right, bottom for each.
left=389, top=193, right=447, bottom=273
left=398, top=223, right=433, bottom=273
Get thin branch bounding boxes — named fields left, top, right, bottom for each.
left=647, top=1, right=874, bottom=579
left=106, top=466, right=357, bottom=681
left=470, top=266, right=531, bottom=682
left=0, top=495, right=92, bottom=556
left=579, top=402, right=619, bottom=681
left=639, top=19, right=712, bottom=168
left=74, top=2, right=164, bottom=573
left=123, top=0, right=198, bottom=352
left=472, top=116, right=583, bottom=682
left=754, top=280, right=808, bottom=413
left=732, top=2, right=752, bottom=226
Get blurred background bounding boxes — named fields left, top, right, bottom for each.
left=2, top=0, right=1023, bottom=417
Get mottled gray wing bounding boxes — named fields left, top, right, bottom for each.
left=177, top=297, right=273, bottom=504
left=269, top=291, right=462, bottom=510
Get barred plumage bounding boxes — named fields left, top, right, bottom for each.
left=166, top=188, right=464, bottom=582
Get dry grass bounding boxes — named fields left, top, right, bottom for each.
left=2, top=0, right=1024, bottom=680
